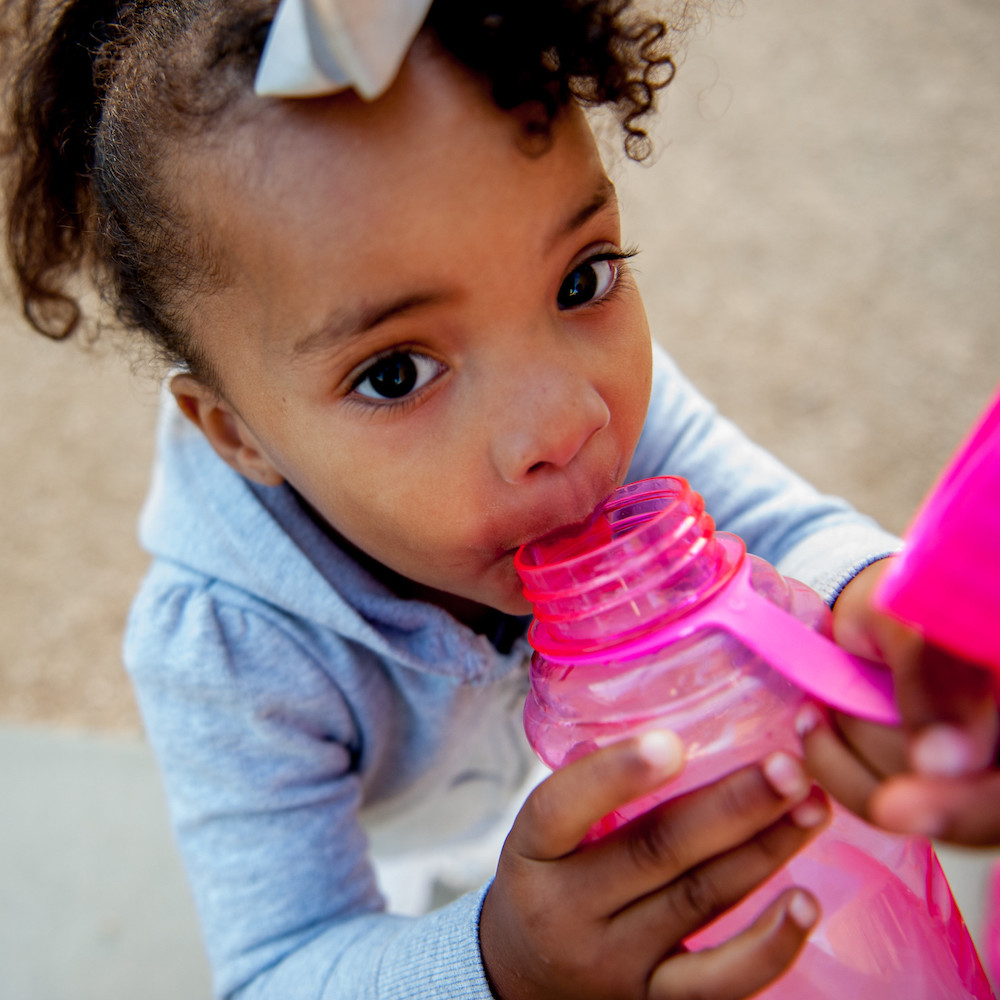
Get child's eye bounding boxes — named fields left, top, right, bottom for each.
left=556, top=249, right=636, bottom=311
left=353, top=350, right=442, bottom=401
left=557, top=259, right=615, bottom=310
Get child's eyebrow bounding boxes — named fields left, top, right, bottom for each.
left=289, top=177, right=618, bottom=362
left=547, top=177, right=619, bottom=253
left=290, top=292, right=445, bottom=361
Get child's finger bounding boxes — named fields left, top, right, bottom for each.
left=578, top=752, right=816, bottom=914
left=870, top=771, right=1000, bottom=845
left=796, top=702, right=881, bottom=816
left=893, top=645, right=999, bottom=774
left=511, top=730, right=685, bottom=860
left=647, top=888, right=819, bottom=1000
left=612, top=788, right=829, bottom=944
left=838, top=562, right=999, bottom=774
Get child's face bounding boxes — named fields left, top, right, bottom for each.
left=177, top=40, right=653, bottom=618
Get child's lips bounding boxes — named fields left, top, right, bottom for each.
left=519, top=514, right=596, bottom=553
left=487, top=463, right=623, bottom=562
left=500, top=493, right=612, bottom=558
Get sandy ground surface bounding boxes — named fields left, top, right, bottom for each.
left=1, top=0, right=998, bottom=737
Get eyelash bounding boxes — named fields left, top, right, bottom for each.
left=590, top=244, right=640, bottom=272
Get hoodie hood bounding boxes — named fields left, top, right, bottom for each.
left=137, top=395, right=524, bottom=683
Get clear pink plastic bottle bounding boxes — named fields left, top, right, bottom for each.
left=515, top=477, right=993, bottom=999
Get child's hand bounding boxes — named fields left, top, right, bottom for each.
left=800, top=558, right=1000, bottom=845
left=480, top=731, right=829, bottom=1000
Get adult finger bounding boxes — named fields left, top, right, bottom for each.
left=511, top=730, right=685, bottom=860
left=648, top=888, right=819, bottom=1000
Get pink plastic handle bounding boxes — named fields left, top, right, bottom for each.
left=688, top=560, right=900, bottom=724
left=529, top=557, right=901, bottom=724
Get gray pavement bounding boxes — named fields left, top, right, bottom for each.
left=0, top=726, right=212, bottom=1000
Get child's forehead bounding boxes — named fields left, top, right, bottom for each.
left=172, top=47, right=618, bottom=360
left=187, top=41, right=609, bottom=245
left=249, top=40, right=543, bottom=163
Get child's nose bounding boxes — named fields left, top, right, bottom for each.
left=490, top=373, right=611, bottom=484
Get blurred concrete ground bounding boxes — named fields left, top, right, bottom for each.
left=1, top=0, right=999, bottom=995
left=0, top=727, right=213, bottom=999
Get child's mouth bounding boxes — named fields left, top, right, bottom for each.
left=503, top=492, right=615, bottom=560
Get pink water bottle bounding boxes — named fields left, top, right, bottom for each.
left=515, top=476, right=992, bottom=999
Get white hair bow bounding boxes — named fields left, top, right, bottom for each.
left=255, top=0, right=435, bottom=100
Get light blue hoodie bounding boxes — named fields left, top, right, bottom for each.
left=125, top=342, right=899, bottom=998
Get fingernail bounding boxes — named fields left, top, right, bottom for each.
left=911, top=725, right=975, bottom=777
left=636, top=730, right=684, bottom=773
left=762, top=752, right=808, bottom=801
left=795, top=703, right=823, bottom=739
left=787, top=891, right=819, bottom=930
left=790, top=792, right=828, bottom=829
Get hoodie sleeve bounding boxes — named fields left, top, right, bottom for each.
left=629, top=343, right=901, bottom=604
left=124, top=572, right=495, bottom=1000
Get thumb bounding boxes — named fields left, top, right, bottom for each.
left=511, top=730, right=685, bottom=859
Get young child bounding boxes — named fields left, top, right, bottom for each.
left=3, top=1, right=995, bottom=997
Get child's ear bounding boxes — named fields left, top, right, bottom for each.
left=170, top=374, right=285, bottom=487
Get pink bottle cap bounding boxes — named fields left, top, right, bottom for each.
left=875, top=383, right=1000, bottom=671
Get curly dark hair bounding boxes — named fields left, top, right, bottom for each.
left=1, top=0, right=695, bottom=380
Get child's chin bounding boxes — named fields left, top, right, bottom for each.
left=491, top=589, right=533, bottom=618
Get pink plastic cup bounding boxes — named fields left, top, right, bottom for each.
left=875, top=382, right=1000, bottom=670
